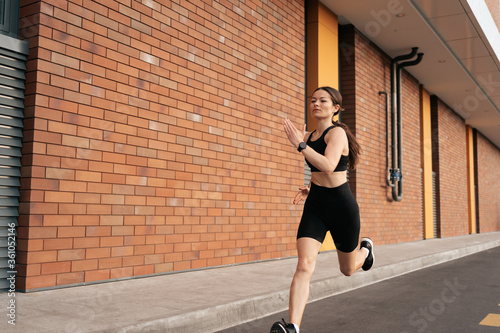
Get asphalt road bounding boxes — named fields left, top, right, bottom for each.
left=219, top=246, right=500, bottom=333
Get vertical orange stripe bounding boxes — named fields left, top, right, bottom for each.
left=466, top=125, right=476, bottom=234
left=420, top=86, right=434, bottom=239
left=306, top=1, right=339, bottom=134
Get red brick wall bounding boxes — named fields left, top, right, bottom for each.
left=475, top=132, right=500, bottom=232
left=18, top=0, right=306, bottom=291
left=340, top=26, right=423, bottom=245
left=431, top=97, right=469, bottom=237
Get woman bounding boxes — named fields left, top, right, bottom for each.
left=270, top=87, right=374, bottom=333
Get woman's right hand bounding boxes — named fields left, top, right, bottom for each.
left=293, top=186, right=310, bottom=205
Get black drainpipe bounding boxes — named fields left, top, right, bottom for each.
left=381, top=48, right=423, bottom=201
left=378, top=91, right=393, bottom=188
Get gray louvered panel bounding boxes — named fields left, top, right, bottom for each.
left=0, top=217, right=17, bottom=227
left=0, top=75, right=25, bottom=90
left=0, top=85, right=24, bottom=99
left=0, top=167, right=20, bottom=177
left=0, top=53, right=26, bottom=71
left=0, top=136, right=22, bottom=147
left=0, top=66, right=24, bottom=80
left=0, top=116, right=23, bottom=128
left=0, top=187, right=19, bottom=196
left=0, top=177, right=19, bottom=186
left=0, top=126, right=22, bottom=138
left=0, top=95, right=24, bottom=109
left=0, top=197, right=19, bottom=206
left=0, top=207, right=19, bottom=217
left=432, top=172, right=437, bottom=238
left=0, top=33, right=28, bottom=292
left=0, top=106, right=23, bottom=118
left=0, top=157, right=20, bottom=167
left=0, top=147, right=21, bottom=158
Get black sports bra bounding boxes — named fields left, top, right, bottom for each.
left=305, top=125, right=349, bottom=172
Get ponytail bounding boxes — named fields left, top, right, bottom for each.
left=332, top=120, right=360, bottom=171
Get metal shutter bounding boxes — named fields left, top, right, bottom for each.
left=0, top=35, right=28, bottom=291
left=432, top=171, right=438, bottom=238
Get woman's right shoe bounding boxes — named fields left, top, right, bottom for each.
left=361, top=237, right=374, bottom=271
left=270, top=318, right=296, bottom=333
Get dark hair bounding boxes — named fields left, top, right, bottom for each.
left=314, top=86, right=361, bottom=170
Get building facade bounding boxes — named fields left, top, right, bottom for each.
left=0, top=0, right=498, bottom=292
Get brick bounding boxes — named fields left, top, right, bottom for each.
left=41, top=261, right=71, bottom=274
left=133, top=265, right=154, bottom=276
left=84, top=269, right=110, bottom=282
left=42, top=215, right=72, bottom=227
left=123, top=216, right=146, bottom=226
left=58, top=227, right=86, bottom=238
left=66, top=24, right=93, bottom=42
left=50, top=74, right=79, bottom=91
left=57, top=272, right=85, bottom=285
left=27, top=250, right=57, bottom=264
left=58, top=249, right=86, bottom=261
left=75, top=170, right=102, bottom=182
left=101, top=236, right=124, bottom=247
left=24, top=275, right=57, bottom=291
left=111, top=246, right=134, bottom=257
left=110, top=267, right=134, bottom=279
left=74, top=237, right=100, bottom=249
left=72, top=259, right=98, bottom=272
left=43, top=238, right=73, bottom=250
left=58, top=180, right=87, bottom=192
left=62, top=135, right=90, bottom=148
left=86, top=204, right=111, bottom=215
left=111, top=226, right=134, bottom=236
left=46, top=167, right=75, bottom=180
left=87, top=183, right=113, bottom=194
left=59, top=204, right=87, bottom=215
left=123, top=255, right=144, bottom=266
left=45, top=191, right=74, bottom=203
left=86, top=247, right=111, bottom=259
left=98, top=257, right=122, bottom=269
left=51, top=52, right=80, bottom=69
left=29, top=227, right=58, bottom=239
left=74, top=193, right=101, bottom=204
left=124, top=235, right=146, bottom=246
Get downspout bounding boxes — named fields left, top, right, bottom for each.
left=386, top=47, right=423, bottom=201
left=379, top=91, right=393, bottom=187
left=393, top=53, right=424, bottom=201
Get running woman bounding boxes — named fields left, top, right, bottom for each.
left=270, top=86, right=374, bottom=333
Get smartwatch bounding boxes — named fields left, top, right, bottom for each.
left=297, top=142, right=307, bottom=152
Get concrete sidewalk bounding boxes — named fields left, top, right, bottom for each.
left=1, top=232, right=499, bottom=333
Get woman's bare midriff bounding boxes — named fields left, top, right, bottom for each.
left=311, top=170, right=347, bottom=188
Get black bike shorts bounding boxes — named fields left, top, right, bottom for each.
left=297, top=182, right=360, bottom=253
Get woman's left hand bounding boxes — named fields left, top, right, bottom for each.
left=283, top=119, right=306, bottom=149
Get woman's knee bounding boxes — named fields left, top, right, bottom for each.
left=339, top=264, right=355, bottom=277
left=338, top=251, right=357, bottom=276
left=295, top=256, right=316, bottom=277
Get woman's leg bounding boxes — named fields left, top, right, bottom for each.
left=336, top=244, right=366, bottom=276
left=289, top=237, right=323, bottom=327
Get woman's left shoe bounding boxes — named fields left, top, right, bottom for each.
left=361, top=237, right=374, bottom=271
left=270, top=318, right=297, bottom=333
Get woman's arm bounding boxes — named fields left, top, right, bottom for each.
left=301, top=127, right=347, bottom=175
left=293, top=182, right=310, bottom=204
left=283, top=119, right=347, bottom=175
